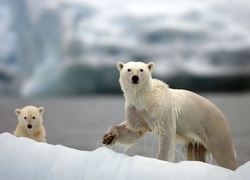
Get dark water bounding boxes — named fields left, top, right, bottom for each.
left=0, top=93, right=249, bottom=166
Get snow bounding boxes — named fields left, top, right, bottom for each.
left=0, top=133, right=249, bottom=180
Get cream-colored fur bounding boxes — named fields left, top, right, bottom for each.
left=13, top=105, right=46, bottom=142
left=102, top=61, right=237, bottom=170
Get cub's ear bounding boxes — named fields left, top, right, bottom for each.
left=38, top=107, right=45, bottom=114
left=15, top=109, right=21, bottom=116
left=147, top=62, right=155, bottom=72
left=117, top=62, right=125, bottom=72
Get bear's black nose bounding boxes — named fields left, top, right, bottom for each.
left=132, top=75, right=139, bottom=84
left=27, top=124, right=32, bottom=129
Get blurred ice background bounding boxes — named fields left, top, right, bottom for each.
left=1, top=0, right=250, bottom=168
left=0, top=0, right=250, bottom=97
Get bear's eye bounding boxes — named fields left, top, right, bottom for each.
left=127, top=68, right=131, bottom=72
left=140, top=69, right=144, bottom=72
left=24, top=117, right=27, bottom=119
left=32, top=116, right=36, bottom=119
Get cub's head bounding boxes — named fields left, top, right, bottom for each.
left=15, top=106, right=44, bottom=130
left=117, top=61, right=154, bottom=90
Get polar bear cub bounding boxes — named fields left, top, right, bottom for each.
left=102, top=61, right=237, bottom=170
left=13, top=105, right=46, bottom=142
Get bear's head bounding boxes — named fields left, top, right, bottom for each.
left=117, top=61, right=154, bottom=91
left=15, top=106, right=44, bottom=130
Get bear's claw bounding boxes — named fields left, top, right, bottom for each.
left=102, top=132, right=116, bottom=145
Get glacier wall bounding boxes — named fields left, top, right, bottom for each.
left=1, top=0, right=250, bottom=96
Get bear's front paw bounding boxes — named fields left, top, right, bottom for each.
left=102, top=127, right=118, bottom=146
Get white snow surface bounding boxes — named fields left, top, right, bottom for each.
left=0, top=133, right=249, bottom=180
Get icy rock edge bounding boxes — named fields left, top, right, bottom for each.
left=0, top=133, right=248, bottom=180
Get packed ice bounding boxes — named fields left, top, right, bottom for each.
left=0, top=133, right=249, bottom=180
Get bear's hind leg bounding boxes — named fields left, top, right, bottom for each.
left=206, top=141, right=238, bottom=170
left=200, top=130, right=238, bottom=170
left=187, top=143, right=206, bottom=162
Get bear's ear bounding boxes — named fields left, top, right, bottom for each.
left=147, top=62, right=155, bottom=72
left=117, top=62, right=125, bottom=72
left=15, top=109, right=21, bottom=116
left=38, top=107, right=44, bottom=114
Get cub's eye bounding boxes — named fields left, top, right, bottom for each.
left=140, top=69, right=144, bottom=72
left=127, top=69, right=131, bottom=72
left=24, top=117, right=27, bottom=119
left=32, top=116, right=36, bottom=119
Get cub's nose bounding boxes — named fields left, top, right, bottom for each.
left=27, top=124, right=32, bottom=129
left=132, top=75, right=139, bottom=84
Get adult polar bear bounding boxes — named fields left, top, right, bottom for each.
left=102, top=61, right=237, bottom=170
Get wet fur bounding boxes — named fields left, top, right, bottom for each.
left=102, top=62, right=237, bottom=170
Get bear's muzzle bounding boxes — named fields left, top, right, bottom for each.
left=132, top=75, right=139, bottom=84
left=27, top=124, right=32, bottom=129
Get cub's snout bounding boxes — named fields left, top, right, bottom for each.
left=27, top=124, right=32, bottom=129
